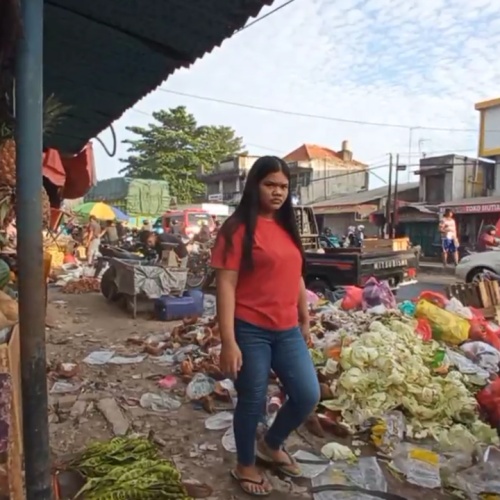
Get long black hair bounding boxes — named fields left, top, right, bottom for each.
left=219, top=156, right=304, bottom=271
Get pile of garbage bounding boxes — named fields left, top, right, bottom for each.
left=306, top=279, right=500, bottom=451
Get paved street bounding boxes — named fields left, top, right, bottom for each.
left=397, top=273, right=456, bottom=302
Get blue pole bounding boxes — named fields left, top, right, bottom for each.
left=15, top=0, right=53, bottom=498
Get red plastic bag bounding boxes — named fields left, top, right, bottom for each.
left=477, top=378, right=500, bottom=426
left=415, top=318, right=432, bottom=341
left=418, top=291, right=448, bottom=308
left=469, top=318, right=500, bottom=351
left=63, top=254, right=76, bottom=264
left=341, top=286, right=363, bottom=310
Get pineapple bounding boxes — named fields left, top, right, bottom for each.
left=0, top=95, right=68, bottom=229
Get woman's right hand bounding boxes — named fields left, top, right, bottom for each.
left=219, top=341, right=242, bottom=379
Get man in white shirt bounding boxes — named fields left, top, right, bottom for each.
left=439, top=209, right=459, bottom=267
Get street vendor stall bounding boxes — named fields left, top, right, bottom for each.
left=101, top=258, right=187, bottom=318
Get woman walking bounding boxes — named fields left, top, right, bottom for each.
left=211, top=156, right=320, bottom=496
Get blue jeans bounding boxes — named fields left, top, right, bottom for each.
left=233, top=319, right=320, bottom=466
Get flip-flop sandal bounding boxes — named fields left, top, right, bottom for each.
left=256, top=445, right=302, bottom=478
left=230, top=469, right=272, bottom=497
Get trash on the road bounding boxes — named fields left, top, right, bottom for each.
left=139, top=392, right=182, bottom=412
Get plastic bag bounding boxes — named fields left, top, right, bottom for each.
left=399, top=300, right=416, bottom=316
left=415, top=318, right=432, bottom=341
left=418, top=291, right=448, bottom=308
left=445, top=297, right=473, bottom=320
left=461, top=341, right=500, bottom=374
left=362, top=278, right=396, bottom=310
left=391, top=444, right=441, bottom=489
left=341, top=286, right=362, bottom=310
left=469, top=318, right=500, bottom=351
left=415, top=299, right=469, bottom=345
left=306, top=289, right=320, bottom=306
left=477, top=378, right=500, bottom=426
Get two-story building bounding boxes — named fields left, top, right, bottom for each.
left=198, top=140, right=367, bottom=205
left=283, top=141, right=368, bottom=205
left=197, top=154, right=260, bottom=204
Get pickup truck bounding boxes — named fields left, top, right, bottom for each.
left=304, top=247, right=419, bottom=294
left=293, top=206, right=419, bottom=294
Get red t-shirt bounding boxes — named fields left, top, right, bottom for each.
left=211, top=217, right=303, bottom=331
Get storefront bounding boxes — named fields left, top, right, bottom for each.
left=440, top=198, right=500, bottom=244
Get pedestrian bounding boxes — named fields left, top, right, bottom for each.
left=86, top=215, right=104, bottom=265
left=439, top=208, right=459, bottom=266
left=211, top=156, right=320, bottom=496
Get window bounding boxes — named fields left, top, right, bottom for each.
left=188, top=213, right=210, bottom=227
left=425, top=175, right=445, bottom=203
left=355, top=212, right=369, bottom=221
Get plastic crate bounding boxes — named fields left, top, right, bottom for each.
left=188, top=289, right=204, bottom=316
left=154, top=292, right=200, bottom=321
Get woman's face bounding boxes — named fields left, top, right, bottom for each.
left=258, top=170, right=289, bottom=213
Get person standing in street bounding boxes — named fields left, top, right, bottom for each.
left=86, top=215, right=104, bottom=265
left=439, top=208, right=459, bottom=266
left=211, top=156, right=320, bottom=496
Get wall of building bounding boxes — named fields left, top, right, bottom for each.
left=419, top=155, right=493, bottom=204
left=295, top=158, right=367, bottom=205
left=322, top=212, right=378, bottom=236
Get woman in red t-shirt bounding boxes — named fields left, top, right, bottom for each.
left=211, top=156, right=320, bottom=496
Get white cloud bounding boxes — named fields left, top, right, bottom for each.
left=93, top=0, right=500, bottom=187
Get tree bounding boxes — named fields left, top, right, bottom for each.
left=119, top=106, right=245, bottom=203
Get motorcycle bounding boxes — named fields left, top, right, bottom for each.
left=186, top=245, right=212, bottom=289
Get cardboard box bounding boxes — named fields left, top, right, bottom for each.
left=0, top=324, right=24, bottom=499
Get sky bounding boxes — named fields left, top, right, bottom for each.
left=92, top=0, right=500, bottom=188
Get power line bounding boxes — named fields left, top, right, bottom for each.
left=237, top=0, right=296, bottom=33
left=127, top=107, right=478, bottom=157
left=157, top=88, right=481, bottom=133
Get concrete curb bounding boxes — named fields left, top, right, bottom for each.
left=419, top=265, right=455, bottom=276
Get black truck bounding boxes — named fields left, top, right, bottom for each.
left=304, top=247, right=419, bottom=294
left=294, top=206, right=419, bottom=294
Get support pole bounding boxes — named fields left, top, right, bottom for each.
left=15, top=0, right=53, bottom=498
left=393, top=154, right=400, bottom=231
left=385, top=154, right=393, bottom=237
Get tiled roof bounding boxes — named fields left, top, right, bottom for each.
left=284, top=144, right=339, bottom=162
left=43, top=0, right=273, bottom=154
left=283, top=143, right=366, bottom=166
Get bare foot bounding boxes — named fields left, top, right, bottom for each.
left=232, top=465, right=272, bottom=496
left=258, top=439, right=301, bottom=476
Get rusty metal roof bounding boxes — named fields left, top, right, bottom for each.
left=44, top=0, right=273, bottom=154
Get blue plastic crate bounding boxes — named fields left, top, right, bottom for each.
left=154, top=291, right=202, bottom=321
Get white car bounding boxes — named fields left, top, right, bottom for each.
left=456, top=250, right=500, bottom=282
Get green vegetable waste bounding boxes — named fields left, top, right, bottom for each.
left=71, top=437, right=192, bottom=500
left=321, top=319, right=499, bottom=446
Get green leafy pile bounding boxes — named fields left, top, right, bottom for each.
left=71, top=437, right=192, bottom=500
left=323, top=320, right=498, bottom=446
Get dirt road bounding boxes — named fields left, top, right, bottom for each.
left=45, top=289, right=451, bottom=500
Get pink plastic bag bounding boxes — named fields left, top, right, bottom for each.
left=362, top=277, right=396, bottom=310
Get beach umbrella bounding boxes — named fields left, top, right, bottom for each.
left=73, top=202, right=127, bottom=221
left=110, top=206, right=128, bottom=221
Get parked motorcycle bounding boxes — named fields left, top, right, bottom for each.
left=186, top=245, right=212, bottom=289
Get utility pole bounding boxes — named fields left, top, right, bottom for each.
left=393, top=155, right=408, bottom=236
left=385, top=154, right=393, bottom=238
left=393, top=154, right=400, bottom=235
